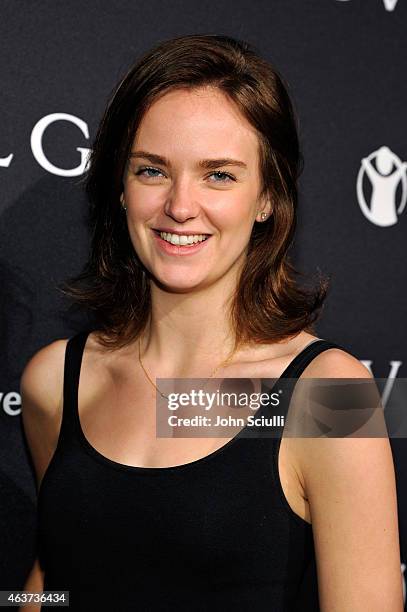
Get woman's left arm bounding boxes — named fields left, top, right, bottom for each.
left=297, top=350, right=404, bottom=612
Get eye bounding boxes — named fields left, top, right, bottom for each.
left=135, top=166, right=165, bottom=179
left=208, top=171, right=236, bottom=183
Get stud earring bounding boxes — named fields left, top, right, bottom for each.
left=261, top=212, right=267, bottom=220
left=121, top=201, right=127, bottom=212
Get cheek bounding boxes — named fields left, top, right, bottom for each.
left=125, top=186, right=162, bottom=222
left=211, top=193, right=257, bottom=232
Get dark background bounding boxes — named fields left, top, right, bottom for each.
left=0, top=0, right=406, bottom=604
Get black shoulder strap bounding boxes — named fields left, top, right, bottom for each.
left=261, top=339, right=347, bottom=442
left=280, top=339, right=344, bottom=379
left=61, top=330, right=90, bottom=438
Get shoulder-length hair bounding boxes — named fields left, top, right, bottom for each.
left=61, top=33, right=330, bottom=351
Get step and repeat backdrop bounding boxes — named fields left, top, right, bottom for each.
left=0, top=0, right=406, bottom=602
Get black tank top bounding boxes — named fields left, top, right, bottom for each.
left=37, top=331, right=343, bottom=611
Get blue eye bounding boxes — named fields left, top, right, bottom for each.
left=209, top=171, right=235, bottom=183
left=136, top=166, right=165, bottom=178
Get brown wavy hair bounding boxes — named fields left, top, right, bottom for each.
left=60, top=33, right=330, bottom=351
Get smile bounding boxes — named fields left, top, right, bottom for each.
left=152, top=229, right=212, bottom=255
left=158, top=231, right=209, bottom=246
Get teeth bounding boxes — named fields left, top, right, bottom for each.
left=159, top=232, right=209, bottom=246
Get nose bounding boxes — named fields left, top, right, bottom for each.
left=164, top=175, right=200, bottom=223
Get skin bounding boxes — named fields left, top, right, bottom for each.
left=20, top=85, right=404, bottom=610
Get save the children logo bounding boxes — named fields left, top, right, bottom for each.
left=357, top=146, right=407, bottom=227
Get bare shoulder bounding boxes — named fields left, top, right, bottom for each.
left=300, top=344, right=373, bottom=379
left=20, top=337, right=70, bottom=488
left=20, top=338, right=69, bottom=417
left=291, top=344, right=378, bottom=480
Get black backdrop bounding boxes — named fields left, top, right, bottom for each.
left=0, top=0, right=406, bottom=604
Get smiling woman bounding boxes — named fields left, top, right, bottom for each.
left=20, top=34, right=403, bottom=612
left=119, top=85, right=275, bottom=292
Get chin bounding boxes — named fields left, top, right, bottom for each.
left=153, top=273, right=208, bottom=293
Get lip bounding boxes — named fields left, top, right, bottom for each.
left=153, top=228, right=212, bottom=236
left=152, top=229, right=212, bottom=256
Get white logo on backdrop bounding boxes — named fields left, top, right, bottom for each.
left=336, top=0, right=399, bottom=11
left=0, top=392, right=21, bottom=416
left=31, top=113, right=91, bottom=176
left=362, top=359, right=402, bottom=409
left=357, top=146, right=407, bottom=227
left=0, top=113, right=91, bottom=176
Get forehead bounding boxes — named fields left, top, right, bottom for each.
left=132, top=86, right=260, bottom=161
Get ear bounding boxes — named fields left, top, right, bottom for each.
left=119, top=192, right=127, bottom=212
left=255, top=195, right=273, bottom=223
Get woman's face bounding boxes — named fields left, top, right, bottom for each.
left=121, top=86, right=270, bottom=292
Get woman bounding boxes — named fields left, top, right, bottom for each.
left=20, top=34, right=403, bottom=610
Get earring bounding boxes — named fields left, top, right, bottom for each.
left=121, top=201, right=127, bottom=211
left=261, top=212, right=267, bottom=220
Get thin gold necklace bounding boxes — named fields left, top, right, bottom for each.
left=138, top=335, right=237, bottom=399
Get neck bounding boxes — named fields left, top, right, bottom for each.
left=140, top=276, right=240, bottom=377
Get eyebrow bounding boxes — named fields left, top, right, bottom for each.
left=129, top=150, right=247, bottom=170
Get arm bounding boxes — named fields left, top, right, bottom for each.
left=392, top=161, right=407, bottom=181
left=362, top=157, right=379, bottom=183
left=297, top=349, right=403, bottom=611
left=19, top=558, right=44, bottom=612
left=19, top=339, right=68, bottom=611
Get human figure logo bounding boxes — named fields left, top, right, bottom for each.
left=357, top=146, right=407, bottom=227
